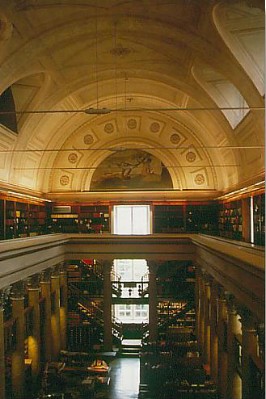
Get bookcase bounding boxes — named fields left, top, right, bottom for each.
left=47, top=203, right=110, bottom=234
left=153, top=203, right=219, bottom=235
left=0, top=200, right=4, bottom=240
left=157, top=301, right=196, bottom=329
left=1, top=196, right=263, bottom=244
left=253, top=193, right=265, bottom=246
left=5, top=200, right=16, bottom=239
left=48, top=205, right=80, bottom=233
left=2, top=197, right=47, bottom=239
left=158, top=301, right=185, bottom=317
left=28, top=203, right=47, bottom=237
left=153, top=205, right=185, bottom=233
left=79, top=205, right=110, bottom=233
left=185, top=203, right=219, bottom=234
left=67, top=264, right=82, bottom=282
left=218, top=200, right=243, bottom=241
left=16, top=201, right=30, bottom=238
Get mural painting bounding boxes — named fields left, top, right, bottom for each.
left=90, top=149, right=173, bottom=190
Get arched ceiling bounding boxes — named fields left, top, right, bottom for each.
left=0, top=0, right=264, bottom=201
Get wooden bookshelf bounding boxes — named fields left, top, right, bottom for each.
left=153, top=204, right=185, bottom=233
left=0, top=196, right=263, bottom=245
left=253, top=193, right=265, bottom=246
left=28, top=203, right=47, bottom=237
left=153, top=203, right=219, bottom=235
left=5, top=200, right=16, bottom=239
left=47, top=203, right=110, bottom=234
left=0, top=199, right=4, bottom=240
left=185, top=204, right=219, bottom=234
left=16, top=201, right=29, bottom=238
left=218, top=200, right=243, bottom=241
left=79, top=205, right=110, bottom=233
left=157, top=301, right=196, bottom=329
left=1, top=197, right=47, bottom=239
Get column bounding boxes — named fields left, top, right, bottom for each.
left=103, top=260, right=113, bottom=351
left=194, top=267, right=200, bottom=340
left=209, top=281, right=218, bottom=383
left=199, top=274, right=205, bottom=354
left=217, top=296, right=228, bottom=399
left=226, top=294, right=242, bottom=399
left=27, top=276, right=41, bottom=385
left=148, top=261, right=158, bottom=343
left=0, top=291, right=5, bottom=399
left=40, top=270, right=52, bottom=362
left=51, top=269, right=61, bottom=359
left=240, top=308, right=258, bottom=399
left=203, top=279, right=211, bottom=365
left=11, top=282, right=25, bottom=399
left=257, top=323, right=265, bottom=361
left=59, top=266, right=68, bottom=351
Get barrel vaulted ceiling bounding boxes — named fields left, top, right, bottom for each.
left=0, top=0, right=264, bottom=201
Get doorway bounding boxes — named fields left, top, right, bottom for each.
left=112, top=259, right=149, bottom=340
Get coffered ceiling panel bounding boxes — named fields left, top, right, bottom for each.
left=0, top=0, right=264, bottom=201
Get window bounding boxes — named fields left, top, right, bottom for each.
left=113, top=259, right=148, bottom=298
left=0, top=87, right=18, bottom=133
left=113, top=205, right=151, bottom=235
left=114, top=304, right=149, bottom=323
left=112, top=259, right=149, bottom=323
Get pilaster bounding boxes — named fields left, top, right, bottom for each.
left=0, top=291, right=6, bottom=399
left=203, top=278, right=211, bottom=365
left=225, top=293, right=242, bottom=399
left=147, top=261, right=159, bottom=343
left=103, top=260, right=113, bottom=351
left=59, top=264, right=68, bottom=350
left=217, top=295, right=228, bottom=399
left=11, top=282, right=25, bottom=399
left=40, top=270, right=52, bottom=362
left=199, top=273, right=205, bottom=353
left=194, top=267, right=201, bottom=341
left=210, top=280, right=218, bottom=383
left=50, top=268, right=61, bottom=359
left=240, top=308, right=259, bottom=399
left=27, top=275, right=41, bottom=384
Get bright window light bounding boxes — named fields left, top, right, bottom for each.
left=113, top=205, right=151, bottom=235
left=113, top=259, right=149, bottom=323
left=114, top=303, right=149, bottom=323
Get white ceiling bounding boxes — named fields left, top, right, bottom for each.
left=0, top=0, right=264, bottom=201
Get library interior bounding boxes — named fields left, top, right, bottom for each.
left=0, top=1, right=264, bottom=399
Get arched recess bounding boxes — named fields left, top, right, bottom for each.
left=46, top=112, right=220, bottom=194
left=48, top=138, right=182, bottom=193
left=89, top=149, right=173, bottom=191
left=0, top=87, right=18, bottom=133
left=9, top=93, right=238, bottom=194
left=11, top=72, right=51, bottom=127
left=0, top=71, right=51, bottom=136
left=192, top=64, right=249, bottom=129
left=7, top=72, right=53, bottom=190
left=213, top=2, right=264, bottom=97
